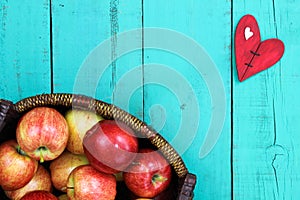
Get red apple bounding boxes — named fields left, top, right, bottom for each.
left=0, top=140, right=38, bottom=191
left=5, top=165, right=52, bottom=200
left=49, top=150, right=89, bottom=192
left=123, top=149, right=172, bottom=198
left=66, top=165, right=117, bottom=200
left=65, top=109, right=103, bottom=154
left=16, top=107, right=69, bottom=162
left=20, top=191, right=58, bottom=200
left=83, top=120, right=138, bottom=174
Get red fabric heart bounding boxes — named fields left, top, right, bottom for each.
left=235, top=14, right=284, bottom=82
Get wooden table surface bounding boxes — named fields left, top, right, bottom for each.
left=1, top=1, right=299, bottom=199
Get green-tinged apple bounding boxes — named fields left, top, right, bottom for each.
left=0, top=140, right=38, bottom=191
left=65, top=109, right=103, bottom=154
left=16, top=107, right=69, bottom=162
left=58, top=194, right=68, bottom=200
left=49, top=150, right=89, bottom=192
left=123, top=149, right=172, bottom=198
left=83, top=120, right=138, bottom=174
left=5, top=165, right=52, bottom=200
left=67, top=165, right=117, bottom=200
left=20, top=191, right=58, bottom=200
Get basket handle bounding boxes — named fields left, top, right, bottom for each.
left=178, top=173, right=197, bottom=200
left=0, top=99, right=19, bottom=133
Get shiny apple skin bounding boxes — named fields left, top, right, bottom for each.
left=83, top=120, right=138, bottom=174
left=20, top=191, right=58, bottom=200
left=67, top=165, right=117, bottom=200
left=5, top=165, right=52, bottom=200
left=49, top=150, right=89, bottom=192
left=123, top=149, right=172, bottom=198
left=16, top=107, right=69, bottom=162
left=0, top=140, right=38, bottom=191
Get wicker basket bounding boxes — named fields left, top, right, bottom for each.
left=0, top=93, right=196, bottom=200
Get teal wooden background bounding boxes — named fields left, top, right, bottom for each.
left=1, top=0, right=299, bottom=199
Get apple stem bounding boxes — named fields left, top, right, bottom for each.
left=152, top=174, right=168, bottom=184
left=40, top=150, right=44, bottom=163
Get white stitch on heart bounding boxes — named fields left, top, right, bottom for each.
left=244, top=27, right=254, bottom=40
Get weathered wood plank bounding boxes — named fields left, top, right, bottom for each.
left=51, top=0, right=111, bottom=98
left=233, top=0, right=300, bottom=199
left=51, top=0, right=143, bottom=118
left=143, top=1, right=232, bottom=199
left=0, top=0, right=51, bottom=102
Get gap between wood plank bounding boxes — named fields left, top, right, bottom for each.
left=230, top=0, right=234, bottom=200
left=49, top=0, right=54, bottom=93
left=141, top=0, right=145, bottom=122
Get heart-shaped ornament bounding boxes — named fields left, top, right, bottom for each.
left=235, top=14, right=285, bottom=82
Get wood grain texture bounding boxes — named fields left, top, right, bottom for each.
left=51, top=0, right=143, bottom=118
left=143, top=0, right=232, bottom=199
left=0, top=0, right=51, bottom=102
left=233, top=0, right=300, bottom=199
left=51, top=0, right=111, bottom=98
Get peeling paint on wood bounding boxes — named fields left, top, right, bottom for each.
left=110, top=0, right=119, bottom=96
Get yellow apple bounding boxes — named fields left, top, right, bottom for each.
left=49, top=150, right=89, bottom=192
left=65, top=109, right=103, bottom=154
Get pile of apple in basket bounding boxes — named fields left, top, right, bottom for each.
left=0, top=107, right=172, bottom=200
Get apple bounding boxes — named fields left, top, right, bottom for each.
left=5, top=165, right=52, bottom=200
left=83, top=120, right=138, bottom=174
left=0, top=139, right=38, bottom=191
left=66, top=165, right=117, bottom=200
left=20, top=191, right=58, bottom=200
left=49, top=150, right=89, bottom=192
left=57, top=194, right=68, bottom=200
left=65, top=109, right=103, bottom=154
left=16, top=107, right=69, bottom=162
left=123, top=149, right=172, bottom=198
